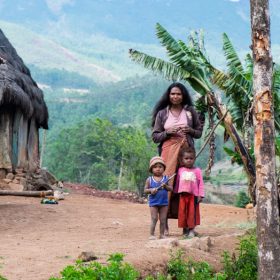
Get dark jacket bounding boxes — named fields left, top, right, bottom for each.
left=152, top=105, right=204, bottom=151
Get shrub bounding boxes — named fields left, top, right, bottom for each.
left=235, top=190, right=250, bottom=208
left=49, top=253, right=139, bottom=280
left=166, top=249, right=222, bottom=280
left=222, top=231, right=257, bottom=280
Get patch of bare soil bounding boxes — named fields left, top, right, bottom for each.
left=0, top=184, right=254, bottom=280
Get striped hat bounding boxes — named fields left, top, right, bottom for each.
left=149, top=156, right=166, bottom=172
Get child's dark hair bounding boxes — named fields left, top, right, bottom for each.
left=178, top=147, right=196, bottom=165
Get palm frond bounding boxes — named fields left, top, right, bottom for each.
left=222, top=33, right=244, bottom=74
left=129, top=49, right=190, bottom=81
left=222, top=33, right=252, bottom=94
left=155, top=23, right=191, bottom=68
left=227, top=100, right=244, bottom=130
left=156, top=23, right=213, bottom=92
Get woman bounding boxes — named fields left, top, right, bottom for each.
left=152, top=82, right=204, bottom=235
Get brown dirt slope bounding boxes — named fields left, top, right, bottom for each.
left=0, top=186, right=254, bottom=280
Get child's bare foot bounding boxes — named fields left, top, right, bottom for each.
left=164, top=230, right=169, bottom=236
left=159, top=235, right=167, bottom=239
left=149, top=235, right=157, bottom=240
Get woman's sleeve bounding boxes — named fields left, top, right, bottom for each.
left=197, top=168, right=205, bottom=197
left=152, top=112, right=169, bottom=144
left=188, top=107, right=204, bottom=139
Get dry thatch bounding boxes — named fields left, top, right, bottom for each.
left=0, top=29, right=48, bottom=129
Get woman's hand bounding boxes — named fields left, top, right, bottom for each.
left=166, top=127, right=178, bottom=135
left=197, top=196, right=203, bottom=203
left=179, top=126, right=194, bottom=136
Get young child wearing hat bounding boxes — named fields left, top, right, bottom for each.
left=144, top=156, right=173, bottom=240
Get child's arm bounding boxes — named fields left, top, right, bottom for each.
left=144, top=178, right=157, bottom=195
left=197, top=168, right=205, bottom=202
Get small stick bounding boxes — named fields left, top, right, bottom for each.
left=156, top=173, right=176, bottom=190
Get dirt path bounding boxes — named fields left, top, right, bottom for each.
left=0, top=193, right=254, bottom=280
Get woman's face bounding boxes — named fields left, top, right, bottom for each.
left=169, top=87, right=183, bottom=105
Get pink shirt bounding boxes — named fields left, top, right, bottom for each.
left=164, top=108, right=188, bottom=129
left=175, top=167, right=204, bottom=197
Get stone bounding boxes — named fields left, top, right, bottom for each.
left=0, top=182, right=10, bottom=189
left=15, top=168, right=24, bottom=173
left=186, top=236, right=212, bottom=252
left=78, top=251, right=98, bottom=262
left=8, top=183, right=24, bottom=191
left=6, top=173, right=15, bottom=180
left=3, top=178, right=12, bottom=183
left=40, top=169, right=58, bottom=185
left=19, top=177, right=27, bottom=188
left=0, top=168, right=7, bottom=179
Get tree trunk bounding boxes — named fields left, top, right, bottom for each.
left=207, top=92, right=256, bottom=200
left=250, top=0, right=280, bottom=278
left=117, top=153, right=124, bottom=191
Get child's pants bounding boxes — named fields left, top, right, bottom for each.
left=178, top=192, right=200, bottom=229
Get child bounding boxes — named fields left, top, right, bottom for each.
left=176, top=147, right=204, bottom=238
left=144, top=156, right=173, bottom=240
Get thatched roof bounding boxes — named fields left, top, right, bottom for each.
left=0, top=29, right=48, bottom=129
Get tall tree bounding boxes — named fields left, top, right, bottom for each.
left=250, top=0, right=280, bottom=278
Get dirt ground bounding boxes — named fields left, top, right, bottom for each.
left=0, top=186, right=254, bottom=280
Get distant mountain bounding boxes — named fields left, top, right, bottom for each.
left=1, top=0, right=280, bottom=84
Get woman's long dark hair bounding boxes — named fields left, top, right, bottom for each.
left=151, top=82, right=193, bottom=126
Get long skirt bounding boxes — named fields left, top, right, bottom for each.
left=161, top=136, right=188, bottom=219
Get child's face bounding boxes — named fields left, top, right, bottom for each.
left=181, top=152, right=195, bottom=168
left=152, top=163, right=165, bottom=176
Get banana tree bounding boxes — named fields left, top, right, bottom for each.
left=129, top=24, right=258, bottom=200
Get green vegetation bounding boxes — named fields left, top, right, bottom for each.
left=29, top=65, right=97, bottom=89
left=49, top=232, right=257, bottom=280
left=45, top=118, right=156, bottom=193
left=49, top=253, right=139, bottom=280
left=222, top=232, right=257, bottom=280
left=235, top=190, right=250, bottom=208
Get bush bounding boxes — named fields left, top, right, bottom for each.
left=222, top=231, right=257, bottom=280
left=235, top=190, right=250, bottom=208
left=165, top=249, right=222, bottom=280
left=49, top=253, right=139, bottom=280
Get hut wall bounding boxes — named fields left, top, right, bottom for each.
left=0, top=111, right=12, bottom=169
left=12, top=109, right=21, bottom=169
left=17, top=114, right=28, bottom=169
left=27, top=118, right=39, bottom=172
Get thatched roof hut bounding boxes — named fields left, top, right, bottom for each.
left=0, top=29, right=49, bottom=174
